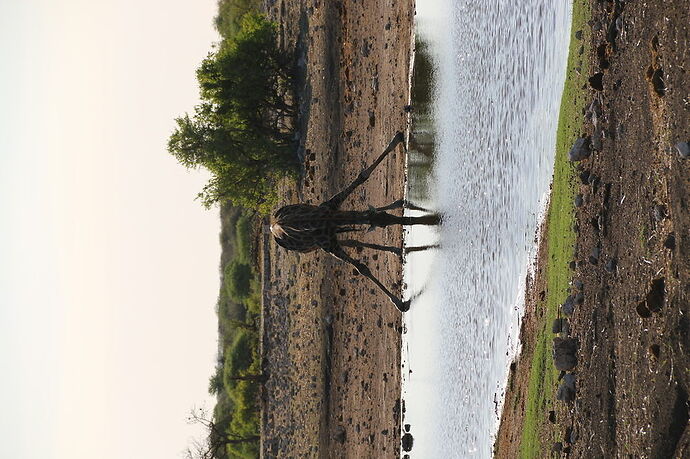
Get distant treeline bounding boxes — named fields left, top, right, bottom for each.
left=207, top=205, right=263, bottom=459
left=174, top=1, right=292, bottom=458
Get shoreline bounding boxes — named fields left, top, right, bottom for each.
left=495, top=0, right=690, bottom=457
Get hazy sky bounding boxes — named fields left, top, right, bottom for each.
left=0, top=1, right=224, bottom=457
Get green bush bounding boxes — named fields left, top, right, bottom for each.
left=224, top=260, right=252, bottom=302
left=214, top=0, right=262, bottom=39
left=235, top=213, right=253, bottom=263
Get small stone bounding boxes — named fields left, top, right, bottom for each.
left=605, top=258, right=617, bottom=272
left=563, top=373, right=576, bottom=391
left=589, top=255, right=599, bottom=265
left=574, top=194, right=584, bottom=207
left=589, top=72, right=604, bottom=91
left=575, top=30, right=583, bottom=40
left=579, top=170, right=591, bottom=184
left=653, top=204, right=667, bottom=221
left=569, top=137, right=591, bottom=161
left=569, top=261, right=577, bottom=270
left=573, top=279, right=584, bottom=290
left=556, top=381, right=576, bottom=402
left=553, top=337, right=578, bottom=370
left=591, top=246, right=601, bottom=259
left=562, top=296, right=575, bottom=316
left=549, top=411, right=557, bottom=423
left=552, top=318, right=564, bottom=333
left=575, top=292, right=584, bottom=305
left=402, top=433, right=414, bottom=452
left=675, top=141, right=690, bottom=158
left=552, top=441, right=563, bottom=453
left=664, top=233, right=676, bottom=250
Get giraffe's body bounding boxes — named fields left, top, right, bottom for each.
left=270, top=132, right=440, bottom=312
left=270, top=204, right=368, bottom=253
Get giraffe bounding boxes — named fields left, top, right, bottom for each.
left=270, top=132, right=440, bottom=312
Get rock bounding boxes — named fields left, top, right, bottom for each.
left=402, top=433, right=414, bottom=452
left=553, top=318, right=570, bottom=335
left=605, top=258, right=617, bottom=273
left=664, top=233, right=676, bottom=250
left=589, top=72, right=604, bottom=91
left=675, top=141, right=690, bottom=158
left=579, top=169, right=591, bottom=184
left=556, top=381, right=576, bottom=402
left=335, top=425, right=347, bottom=444
left=574, top=194, right=584, bottom=207
left=563, top=373, right=576, bottom=391
left=553, top=337, right=578, bottom=371
left=549, top=410, right=557, bottom=423
left=561, top=295, right=575, bottom=316
left=573, top=279, right=584, bottom=290
left=552, top=441, right=563, bottom=453
left=591, top=245, right=601, bottom=259
left=653, top=204, right=667, bottom=222
left=569, top=137, right=591, bottom=161
left=575, top=292, right=585, bottom=304
left=575, top=30, right=583, bottom=40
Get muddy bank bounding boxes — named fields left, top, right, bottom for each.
left=259, top=1, right=414, bottom=457
left=496, top=1, right=690, bottom=457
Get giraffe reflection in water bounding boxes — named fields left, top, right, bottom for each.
left=270, top=132, right=440, bottom=312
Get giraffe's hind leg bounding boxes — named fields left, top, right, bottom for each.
left=375, top=199, right=433, bottom=213
left=340, top=239, right=403, bottom=256
left=327, top=245, right=410, bottom=312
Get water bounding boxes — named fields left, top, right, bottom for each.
left=401, top=1, right=572, bottom=457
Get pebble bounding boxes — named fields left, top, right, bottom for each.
left=569, top=137, right=591, bottom=161
left=562, top=296, right=576, bottom=316
left=605, top=258, right=617, bottom=272
left=675, top=141, right=690, bottom=158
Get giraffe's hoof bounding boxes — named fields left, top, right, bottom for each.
left=396, top=299, right=411, bottom=313
left=394, top=131, right=405, bottom=143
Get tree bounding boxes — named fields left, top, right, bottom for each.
left=185, top=408, right=259, bottom=459
left=224, top=260, right=252, bottom=302
left=168, top=12, right=297, bottom=212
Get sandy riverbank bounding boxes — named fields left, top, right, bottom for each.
left=259, top=1, right=415, bottom=457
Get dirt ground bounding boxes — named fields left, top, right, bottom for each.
left=496, top=1, right=690, bottom=458
left=259, top=1, right=414, bottom=457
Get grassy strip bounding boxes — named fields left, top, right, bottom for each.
left=518, top=1, right=592, bottom=457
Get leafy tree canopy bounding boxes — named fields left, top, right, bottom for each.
left=168, top=12, right=296, bottom=213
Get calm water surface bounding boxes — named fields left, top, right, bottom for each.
left=402, top=1, right=572, bottom=457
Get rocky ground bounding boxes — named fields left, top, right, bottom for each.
left=259, top=1, right=414, bottom=457
left=497, top=1, right=690, bottom=457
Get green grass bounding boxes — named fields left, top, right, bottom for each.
left=518, top=1, right=592, bottom=457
